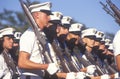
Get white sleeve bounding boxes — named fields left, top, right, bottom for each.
left=0, top=56, right=5, bottom=78
left=19, top=29, right=35, bottom=54
left=113, top=30, right=120, bottom=56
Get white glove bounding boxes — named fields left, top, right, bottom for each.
left=101, top=74, right=110, bottom=79
left=75, top=72, right=86, bottom=79
left=66, top=72, right=76, bottom=79
left=87, top=65, right=96, bottom=75
left=114, top=72, right=119, bottom=78
left=47, top=63, right=59, bottom=75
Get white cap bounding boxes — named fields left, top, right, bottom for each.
left=0, top=27, right=15, bottom=38
left=108, top=43, right=113, bottom=50
left=50, top=11, right=63, bottom=21
left=100, top=35, right=106, bottom=43
left=95, top=31, right=104, bottom=39
left=105, top=38, right=111, bottom=46
left=29, top=2, right=52, bottom=14
left=61, top=16, right=72, bottom=25
left=14, top=32, right=22, bottom=40
left=69, top=23, right=83, bottom=32
left=81, top=28, right=97, bottom=38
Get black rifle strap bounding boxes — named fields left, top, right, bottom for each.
left=2, top=50, right=18, bottom=76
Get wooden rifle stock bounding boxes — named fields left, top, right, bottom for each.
left=64, top=47, right=81, bottom=72
left=104, top=59, right=117, bottom=75
left=73, top=52, right=92, bottom=67
left=51, top=40, right=72, bottom=72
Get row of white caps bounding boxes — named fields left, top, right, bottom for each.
left=28, top=1, right=73, bottom=25
left=28, top=1, right=114, bottom=50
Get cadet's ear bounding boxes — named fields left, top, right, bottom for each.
left=82, top=37, right=87, bottom=44
left=56, top=26, right=61, bottom=33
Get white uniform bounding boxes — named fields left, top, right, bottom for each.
left=19, top=28, right=45, bottom=79
left=0, top=54, right=12, bottom=79
left=113, top=30, right=120, bottom=56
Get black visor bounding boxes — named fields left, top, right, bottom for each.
left=40, top=10, right=53, bottom=15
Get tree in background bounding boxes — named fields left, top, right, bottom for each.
left=0, top=1, right=114, bottom=40
left=0, top=9, right=29, bottom=33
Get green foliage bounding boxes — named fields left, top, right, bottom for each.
left=0, top=9, right=29, bottom=33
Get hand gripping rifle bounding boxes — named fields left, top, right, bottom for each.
left=104, top=59, right=117, bottom=75
left=84, top=52, right=106, bottom=76
left=63, top=44, right=82, bottom=72
left=51, top=40, right=76, bottom=73
left=19, top=1, right=58, bottom=79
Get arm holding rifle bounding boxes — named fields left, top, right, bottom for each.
left=18, top=1, right=60, bottom=79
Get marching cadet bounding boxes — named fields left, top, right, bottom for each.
left=48, top=14, right=99, bottom=79
left=0, top=27, right=19, bottom=79
left=10, top=31, right=22, bottom=64
left=80, top=28, right=112, bottom=79
left=43, top=11, right=77, bottom=79
left=66, top=23, right=97, bottom=78
left=18, top=2, right=59, bottom=79
left=113, top=30, right=120, bottom=75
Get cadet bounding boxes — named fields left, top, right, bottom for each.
left=113, top=30, right=120, bottom=74
left=43, top=11, right=76, bottom=79
left=0, top=27, right=19, bottom=79
left=18, top=2, right=59, bottom=79
left=10, top=31, right=22, bottom=64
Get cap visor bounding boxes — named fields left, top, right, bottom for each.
left=40, top=10, right=53, bottom=15
left=85, top=36, right=96, bottom=39
left=49, top=20, right=61, bottom=24
left=62, top=24, right=70, bottom=29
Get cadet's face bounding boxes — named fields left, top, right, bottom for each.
left=94, top=40, right=100, bottom=47
left=36, top=12, right=50, bottom=29
left=67, top=33, right=80, bottom=44
left=58, top=27, right=69, bottom=35
left=85, top=38, right=95, bottom=48
left=3, top=36, right=14, bottom=50
left=99, top=43, right=105, bottom=50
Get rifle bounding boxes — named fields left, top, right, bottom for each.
left=100, top=0, right=120, bottom=25
left=104, top=59, right=117, bottom=75
left=64, top=43, right=83, bottom=72
left=19, top=1, right=60, bottom=79
left=51, top=40, right=77, bottom=73
left=84, top=52, right=106, bottom=76
left=106, top=0, right=120, bottom=20
left=73, top=51, right=92, bottom=68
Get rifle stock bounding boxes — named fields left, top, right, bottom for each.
left=104, top=59, right=117, bottom=75
left=51, top=40, right=72, bottom=72
left=73, top=51, right=91, bottom=67
left=64, top=47, right=81, bottom=72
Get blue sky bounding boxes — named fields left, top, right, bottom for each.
left=0, top=0, right=120, bottom=34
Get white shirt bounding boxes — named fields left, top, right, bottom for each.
left=19, top=28, right=44, bottom=77
left=113, top=30, right=120, bottom=56
left=0, top=54, right=12, bottom=79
